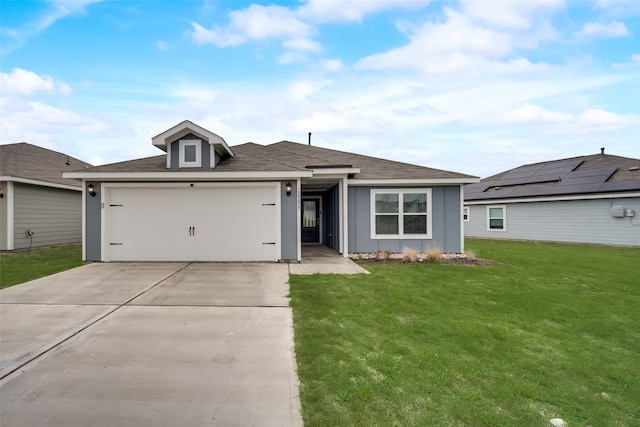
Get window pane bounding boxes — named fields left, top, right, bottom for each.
left=404, top=215, right=427, bottom=234
left=376, top=215, right=399, bottom=234
left=489, top=207, right=503, bottom=219
left=375, top=194, right=398, bottom=213
left=184, top=145, right=197, bottom=162
left=403, top=193, right=427, bottom=213
left=489, top=219, right=503, bottom=229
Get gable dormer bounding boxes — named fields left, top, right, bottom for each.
left=151, top=120, right=234, bottom=169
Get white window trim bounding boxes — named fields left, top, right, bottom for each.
left=179, top=139, right=201, bottom=168
left=370, top=188, right=432, bottom=239
left=486, top=205, right=506, bottom=231
left=463, top=206, right=470, bottom=222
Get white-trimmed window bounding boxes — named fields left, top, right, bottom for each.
left=370, top=189, right=432, bottom=239
left=179, top=140, right=201, bottom=168
left=463, top=206, right=470, bottom=222
left=487, top=205, right=506, bottom=231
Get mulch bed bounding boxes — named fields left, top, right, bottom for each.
left=353, top=257, right=498, bottom=266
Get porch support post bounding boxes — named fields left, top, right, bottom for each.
left=296, top=178, right=302, bottom=262
left=340, top=174, right=348, bottom=257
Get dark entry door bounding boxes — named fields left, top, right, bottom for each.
left=302, top=199, right=320, bottom=243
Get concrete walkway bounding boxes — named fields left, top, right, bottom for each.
left=288, top=245, right=370, bottom=275
left=0, top=263, right=302, bottom=427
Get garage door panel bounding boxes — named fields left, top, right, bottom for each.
left=106, top=185, right=280, bottom=262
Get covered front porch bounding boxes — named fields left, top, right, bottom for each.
left=296, top=168, right=354, bottom=257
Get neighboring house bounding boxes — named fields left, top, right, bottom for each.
left=64, top=120, right=478, bottom=262
left=0, top=143, right=93, bottom=250
left=464, top=149, right=640, bottom=247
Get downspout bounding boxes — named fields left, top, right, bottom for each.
left=82, top=179, right=86, bottom=261
left=6, top=181, right=14, bottom=250
left=460, top=184, right=465, bottom=254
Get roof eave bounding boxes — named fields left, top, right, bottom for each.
left=349, top=178, right=480, bottom=186
left=63, top=171, right=313, bottom=181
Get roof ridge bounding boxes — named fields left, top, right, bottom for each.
left=0, top=142, right=92, bottom=167
left=269, top=140, right=477, bottom=178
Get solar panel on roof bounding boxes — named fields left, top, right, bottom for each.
left=491, top=159, right=583, bottom=187
left=557, top=167, right=616, bottom=186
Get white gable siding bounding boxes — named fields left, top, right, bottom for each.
left=465, top=197, right=640, bottom=246
left=12, top=183, right=82, bottom=250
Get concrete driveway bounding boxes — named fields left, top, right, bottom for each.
left=0, top=263, right=302, bottom=427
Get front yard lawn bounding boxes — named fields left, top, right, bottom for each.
left=290, top=239, right=639, bottom=426
left=0, top=244, right=85, bottom=289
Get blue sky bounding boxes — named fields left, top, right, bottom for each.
left=1, top=0, right=639, bottom=177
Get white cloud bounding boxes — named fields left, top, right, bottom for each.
left=578, top=108, right=640, bottom=131
left=190, top=4, right=313, bottom=47
left=497, top=104, right=640, bottom=134
left=299, top=0, right=430, bottom=23
left=0, top=68, right=71, bottom=96
left=356, top=8, right=552, bottom=76
left=283, top=38, right=321, bottom=52
left=1, top=0, right=104, bottom=53
left=578, top=21, right=629, bottom=38
left=461, top=0, right=564, bottom=30
left=322, top=58, right=344, bottom=72
left=156, top=40, right=169, bottom=51
left=612, top=53, right=640, bottom=69
left=502, top=103, right=572, bottom=124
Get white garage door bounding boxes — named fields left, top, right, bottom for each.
left=105, top=183, right=280, bottom=262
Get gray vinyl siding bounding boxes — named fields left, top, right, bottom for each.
left=0, top=181, right=7, bottom=250
left=12, top=183, right=82, bottom=250
left=348, top=185, right=463, bottom=253
left=464, top=197, right=640, bottom=247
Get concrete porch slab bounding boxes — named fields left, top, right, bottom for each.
left=289, top=245, right=370, bottom=275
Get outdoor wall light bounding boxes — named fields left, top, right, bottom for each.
left=87, top=183, right=96, bottom=197
left=285, top=182, right=292, bottom=197
left=0, top=187, right=4, bottom=199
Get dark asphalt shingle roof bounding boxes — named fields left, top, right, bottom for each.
left=74, top=140, right=477, bottom=181
left=465, top=152, right=640, bottom=201
left=0, top=143, right=93, bottom=187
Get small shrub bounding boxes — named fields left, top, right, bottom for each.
left=425, top=246, right=444, bottom=264
left=402, top=247, right=418, bottom=262
left=383, top=249, right=392, bottom=260
left=464, top=249, right=476, bottom=260
left=374, top=249, right=382, bottom=260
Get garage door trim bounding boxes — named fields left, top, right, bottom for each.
left=101, top=182, right=281, bottom=262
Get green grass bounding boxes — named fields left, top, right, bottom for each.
left=0, top=244, right=85, bottom=289
left=290, top=239, right=640, bottom=426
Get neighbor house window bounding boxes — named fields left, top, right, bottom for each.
left=370, top=189, right=432, bottom=239
left=179, top=140, right=201, bottom=168
left=463, top=206, right=470, bottom=222
left=487, top=205, right=506, bottom=231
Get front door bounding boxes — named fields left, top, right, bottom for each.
left=302, top=199, right=320, bottom=243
